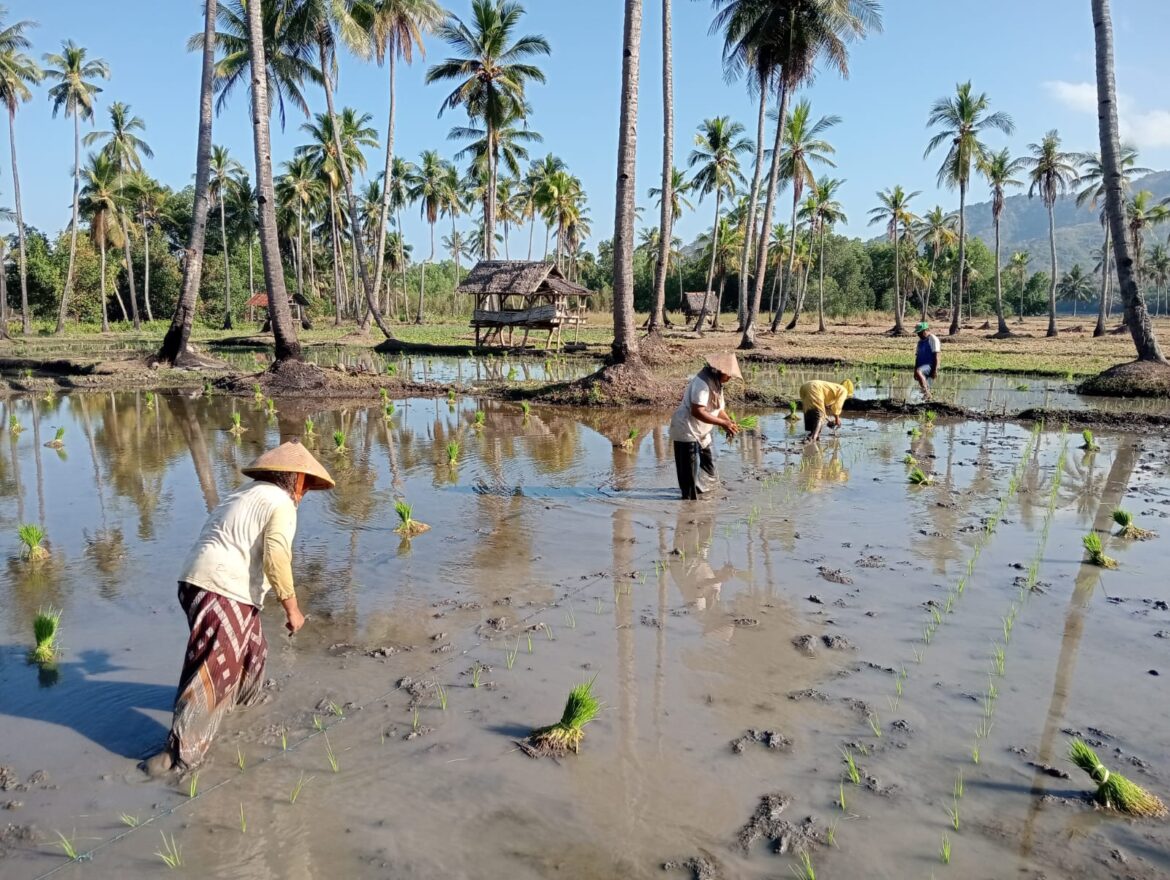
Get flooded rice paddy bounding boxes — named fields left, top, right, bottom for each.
left=1, top=388, right=1169, bottom=879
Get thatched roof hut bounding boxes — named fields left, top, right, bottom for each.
left=458, top=260, right=589, bottom=349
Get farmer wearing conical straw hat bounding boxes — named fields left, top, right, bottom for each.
left=669, top=353, right=742, bottom=500
left=141, top=440, right=334, bottom=777
left=799, top=378, right=855, bottom=443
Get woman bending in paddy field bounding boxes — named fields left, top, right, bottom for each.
left=799, top=379, right=854, bottom=444
left=141, top=441, right=334, bottom=777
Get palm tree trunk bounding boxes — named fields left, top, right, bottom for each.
left=118, top=208, right=140, bottom=329
left=780, top=192, right=802, bottom=330
left=994, top=217, right=1008, bottom=335
left=1093, top=225, right=1110, bottom=336
left=768, top=261, right=781, bottom=316
left=0, top=244, right=7, bottom=338
left=817, top=228, right=826, bottom=332
left=245, top=0, right=300, bottom=364
left=648, top=0, right=674, bottom=335
left=452, top=214, right=461, bottom=280
left=328, top=185, right=342, bottom=325
left=142, top=211, right=153, bottom=322
left=611, top=0, right=643, bottom=366
left=892, top=220, right=905, bottom=334
left=155, top=0, right=214, bottom=367
left=417, top=222, right=433, bottom=324
left=371, top=52, right=397, bottom=320
left=485, top=135, right=497, bottom=261
left=56, top=112, right=83, bottom=334
left=397, top=205, right=407, bottom=316
left=712, top=270, right=725, bottom=329
left=950, top=181, right=967, bottom=336
left=295, top=202, right=305, bottom=304
left=9, top=109, right=31, bottom=336
left=693, top=187, right=721, bottom=333
left=248, top=231, right=255, bottom=317
left=738, top=87, right=768, bottom=333
left=1045, top=200, right=1059, bottom=337
left=220, top=196, right=232, bottom=329
left=924, top=246, right=938, bottom=321
left=741, top=82, right=788, bottom=347
left=99, top=239, right=109, bottom=333
left=317, top=40, right=393, bottom=339
left=527, top=215, right=535, bottom=260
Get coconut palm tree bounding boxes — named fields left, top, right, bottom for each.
left=648, top=165, right=693, bottom=320
left=526, top=152, right=565, bottom=259
left=191, top=0, right=322, bottom=131
left=648, top=0, right=675, bottom=334
left=157, top=0, right=217, bottom=365
left=925, top=81, right=1014, bottom=336
left=688, top=115, right=752, bottom=333
left=1148, top=243, right=1170, bottom=318
left=387, top=155, right=415, bottom=311
left=79, top=152, right=125, bottom=331
left=1023, top=129, right=1079, bottom=337
left=226, top=174, right=259, bottom=310
left=610, top=0, right=642, bottom=365
left=440, top=163, right=467, bottom=276
left=243, top=0, right=302, bottom=363
left=1009, top=250, right=1029, bottom=320
left=208, top=145, right=243, bottom=328
left=277, top=154, right=323, bottom=305
left=408, top=149, right=449, bottom=323
left=867, top=184, right=919, bottom=335
left=540, top=168, right=585, bottom=272
left=450, top=106, right=542, bottom=235
left=0, top=9, right=43, bottom=335
left=43, top=40, right=109, bottom=333
left=771, top=100, right=839, bottom=331
left=1125, top=191, right=1170, bottom=294
left=426, top=0, right=550, bottom=261
left=361, top=0, right=443, bottom=317
left=723, top=0, right=882, bottom=350
left=806, top=176, right=846, bottom=332
left=84, top=101, right=152, bottom=326
left=1057, top=264, right=1094, bottom=317
left=126, top=170, right=166, bottom=322
left=912, top=206, right=957, bottom=321
left=977, top=147, right=1025, bottom=336
left=1073, top=146, right=1150, bottom=336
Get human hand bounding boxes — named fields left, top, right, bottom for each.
left=723, top=419, right=741, bottom=437
left=285, top=606, right=306, bottom=634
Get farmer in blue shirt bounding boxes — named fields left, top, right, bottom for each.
left=914, top=321, right=941, bottom=400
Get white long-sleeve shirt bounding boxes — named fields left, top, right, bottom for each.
left=178, top=482, right=297, bottom=608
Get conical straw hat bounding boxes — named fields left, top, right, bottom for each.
left=241, top=439, right=335, bottom=490
left=706, top=352, right=743, bottom=380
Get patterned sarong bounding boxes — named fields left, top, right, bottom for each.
left=166, top=582, right=268, bottom=768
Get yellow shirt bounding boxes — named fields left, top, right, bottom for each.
left=179, top=482, right=297, bottom=607
left=799, top=380, right=850, bottom=418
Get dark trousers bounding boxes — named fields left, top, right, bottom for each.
left=674, top=441, right=716, bottom=501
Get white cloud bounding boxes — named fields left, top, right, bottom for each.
left=1043, top=80, right=1098, bottom=114
left=1043, top=79, right=1170, bottom=150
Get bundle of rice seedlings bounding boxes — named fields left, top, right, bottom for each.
left=474, top=410, right=486, bottom=429
left=19, top=523, right=49, bottom=562
left=525, top=678, right=600, bottom=756
left=1112, top=509, right=1155, bottom=541
left=446, top=441, right=460, bottom=465
left=30, top=607, right=61, bottom=664
left=333, top=430, right=347, bottom=453
left=303, top=417, right=316, bottom=436
left=1068, top=738, right=1166, bottom=817
left=723, top=412, right=759, bottom=439
left=145, top=391, right=156, bottom=409
left=907, top=426, right=922, bottom=440
left=520, top=400, right=531, bottom=417
left=1080, top=429, right=1099, bottom=451
left=620, top=427, right=639, bottom=449
left=785, top=401, right=799, bottom=421
left=9, top=414, right=22, bottom=434
left=1082, top=532, right=1117, bottom=568
left=229, top=412, right=245, bottom=436
left=394, top=499, right=430, bottom=537
left=45, top=427, right=65, bottom=449
left=252, top=383, right=264, bottom=402
left=447, top=388, right=457, bottom=404
left=908, top=468, right=933, bottom=486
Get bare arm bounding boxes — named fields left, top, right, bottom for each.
left=691, top=402, right=738, bottom=434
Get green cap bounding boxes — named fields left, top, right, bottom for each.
left=915, top=321, right=930, bottom=333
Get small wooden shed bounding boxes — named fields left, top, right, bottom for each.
left=458, top=260, right=589, bottom=349
left=681, top=291, right=717, bottom=327
left=247, top=291, right=311, bottom=327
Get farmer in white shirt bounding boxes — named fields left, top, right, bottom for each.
left=914, top=321, right=941, bottom=400
left=668, top=353, right=742, bottom=500
left=141, top=440, right=334, bottom=776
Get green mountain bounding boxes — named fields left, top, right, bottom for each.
left=961, top=170, right=1170, bottom=276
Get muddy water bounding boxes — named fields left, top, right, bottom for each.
left=1, top=392, right=1169, bottom=880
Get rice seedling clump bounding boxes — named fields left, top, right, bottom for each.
left=394, top=499, right=430, bottom=537
left=1082, top=532, right=1117, bottom=568
left=19, top=523, right=49, bottom=561
left=1068, top=738, right=1166, bottom=817
left=30, top=607, right=61, bottom=664
left=525, top=678, right=600, bottom=757
left=1112, top=509, right=1154, bottom=541
left=45, top=427, right=65, bottom=449
left=908, top=467, right=933, bottom=486
left=1080, top=429, right=1099, bottom=451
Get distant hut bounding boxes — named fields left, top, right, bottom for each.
left=247, top=291, right=313, bottom=330
left=680, top=291, right=717, bottom=327
left=458, top=260, right=589, bottom=350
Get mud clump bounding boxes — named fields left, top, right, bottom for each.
left=735, top=793, right=826, bottom=855
left=821, top=634, right=854, bottom=651
left=662, top=851, right=723, bottom=880
left=856, top=554, right=885, bottom=568
left=730, top=730, right=792, bottom=754
left=792, top=635, right=817, bottom=656
left=787, top=689, right=830, bottom=702
left=818, top=567, right=853, bottom=585
left=732, top=617, right=759, bottom=628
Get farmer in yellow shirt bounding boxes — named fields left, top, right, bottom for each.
left=799, top=379, right=854, bottom=443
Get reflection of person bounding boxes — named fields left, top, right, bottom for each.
left=800, top=440, right=851, bottom=490
left=142, top=441, right=334, bottom=776
left=914, top=321, right=941, bottom=400
left=668, top=513, right=734, bottom=625
left=669, top=353, right=742, bottom=500
left=799, top=379, right=854, bottom=443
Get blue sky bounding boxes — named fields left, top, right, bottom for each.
left=4, top=0, right=1169, bottom=253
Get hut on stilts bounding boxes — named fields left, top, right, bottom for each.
left=247, top=291, right=313, bottom=329
left=458, top=260, right=589, bottom=350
